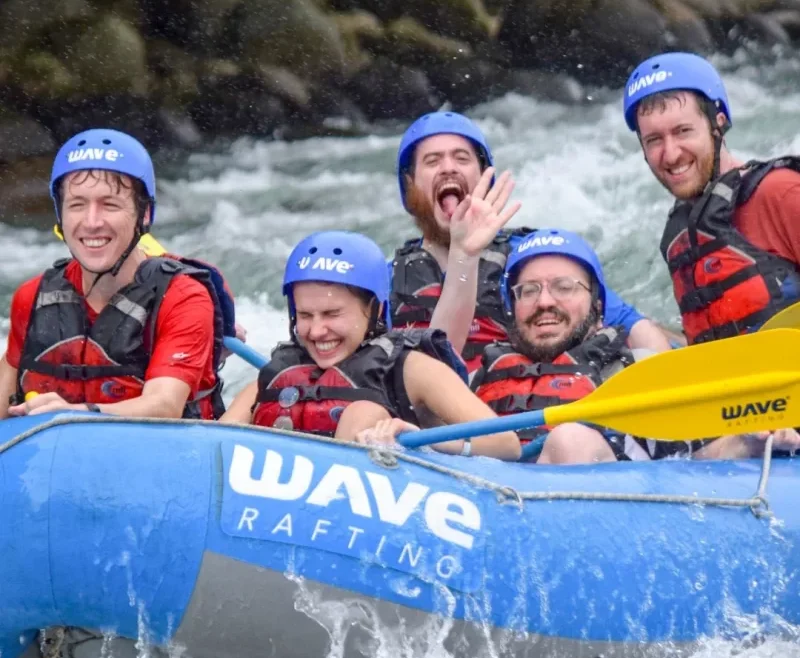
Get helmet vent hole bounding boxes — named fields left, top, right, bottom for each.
left=652, top=63, right=660, bottom=70
left=309, top=247, right=318, bottom=254
left=333, top=248, right=342, bottom=255
left=102, top=139, right=111, bottom=145
left=78, top=140, right=86, bottom=146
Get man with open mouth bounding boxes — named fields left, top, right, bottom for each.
left=390, top=111, right=674, bottom=376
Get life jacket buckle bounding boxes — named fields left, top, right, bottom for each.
left=299, top=385, right=321, bottom=401
left=61, top=364, right=90, bottom=381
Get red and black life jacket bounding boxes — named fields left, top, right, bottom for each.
left=16, top=256, right=233, bottom=419
left=471, top=327, right=633, bottom=443
left=251, top=328, right=466, bottom=436
left=389, top=227, right=535, bottom=371
left=661, top=157, right=800, bottom=345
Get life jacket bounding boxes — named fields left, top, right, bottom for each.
left=471, top=327, right=633, bottom=445
left=390, top=227, right=535, bottom=371
left=661, top=157, right=800, bottom=345
left=251, top=328, right=466, bottom=436
left=16, top=255, right=235, bottom=419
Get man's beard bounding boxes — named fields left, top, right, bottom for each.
left=509, top=303, right=601, bottom=363
left=403, top=173, right=470, bottom=248
left=405, top=181, right=450, bottom=246
left=655, top=147, right=715, bottom=201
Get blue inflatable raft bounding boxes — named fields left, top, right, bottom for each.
left=1, top=411, right=798, bottom=657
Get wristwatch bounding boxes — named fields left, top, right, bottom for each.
left=460, top=440, right=472, bottom=457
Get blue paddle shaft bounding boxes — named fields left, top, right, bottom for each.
left=397, top=409, right=547, bottom=448
left=223, top=336, right=269, bottom=369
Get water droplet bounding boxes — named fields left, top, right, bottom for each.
left=459, top=274, right=468, bottom=282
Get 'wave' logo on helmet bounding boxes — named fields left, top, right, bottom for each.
left=518, top=235, right=565, bottom=252
left=628, top=70, right=672, bottom=96
left=67, top=148, right=122, bottom=163
left=299, top=256, right=355, bottom=274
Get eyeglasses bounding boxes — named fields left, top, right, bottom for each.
left=510, top=277, right=591, bottom=303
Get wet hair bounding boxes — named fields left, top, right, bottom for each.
left=345, top=284, right=387, bottom=337
left=55, top=170, right=151, bottom=224
left=344, top=284, right=377, bottom=313
left=636, top=90, right=727, bottom=135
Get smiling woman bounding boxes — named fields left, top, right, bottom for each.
left=221, top=229, right=522, bottom=461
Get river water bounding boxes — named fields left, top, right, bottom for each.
left=2, top=52, right=800, bottom=656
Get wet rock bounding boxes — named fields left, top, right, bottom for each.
left=736, top=11, right=793, bottom=43
left=308, top=85, right=369, bottom=127
left=30, top=95, right=200, bottom=149
left=367, top=17, right=473, bottom=70
left=237, top=0, right=348, bottom=82
left=497, top=0, right=597, bottom=72
left=679, top=0, right=744, bottom=18
left=401, top=0, right=494, bottom=44
left=155, top=108, right=204, bottom=148
left=326, top=0, right=401, bottom=22
left=0, top=156, right=54, bottom=229
left=89, top=0, right=145, bottom=27
left=188, top=73, right=288, bottom=136
left=768, top=9, right=800, bottom=40
left=198, top=58, right=242, bottom=85
left=0, top=0, right=91, bottom=52
left=330, top=0, right=493, bottom=43
left=483, top=0, right=512, bottom=14
left=498, top=0, right=668, bottom=85
left=257, top=65, right=313, bottom=115
left=501, top=69, right=585, bottom=104
left=148, top=40, right=200, bottom=107
left=0, top=114, right=56, bottom=164
left=333, top=10, right=384, bottom=72
left=346, top=57, right=440, bottom=120
left=139, top=0, right=243, bottom=53
left=9, top=51, right=76, bottom=101
left=426, top=58, right=504, bottom=108
left=654, top=0, right=715, bottom=52
left=61, top=16, right=150, bottom=96
left=733, top=0, right=783, bottom=13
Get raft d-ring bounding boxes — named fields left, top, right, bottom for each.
left=496, top=485, right=524, bottom=509
left=368, top=448, right=399, bottom=469
left=750, top=495, right=773, bottom=520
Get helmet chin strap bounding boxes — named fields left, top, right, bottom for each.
left=705, top=101, right=730, bottom=187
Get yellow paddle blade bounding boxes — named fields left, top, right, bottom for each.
left=136, top=233, right=167, bottom=256
left=53, top=225, right=167, bottom=256
left=760, top=301, right=800, bottom=332
left=543, top=328, right=800, bottom=441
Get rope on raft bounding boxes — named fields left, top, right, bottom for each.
left=0, top=415, right=775, bottom=519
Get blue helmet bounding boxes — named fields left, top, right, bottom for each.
left=623, top=52, right=731, bottom=133
left=502, top=228, right=606, bottom=313
left=283, top=230, right=392, bottom=329
left=396, top=111, right=494, bottom=211
left=50, top=128, right=157, bottom=224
